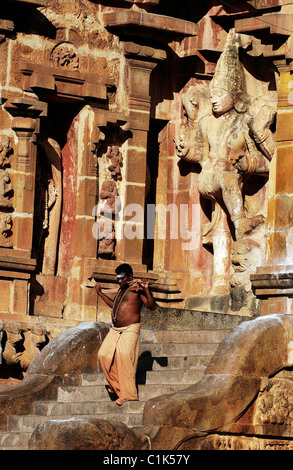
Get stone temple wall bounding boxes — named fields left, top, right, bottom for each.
left=0, top=0, right=293, bottom=375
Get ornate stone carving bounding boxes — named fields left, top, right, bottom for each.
left=0, top=136, right=12, bottom=168
left=0, top=214, right=13, bottom=247
left=0, top=136, right=13, bottom=248
left=0, top=320, right=3, bottom=364
left=254, top=379, right=293, bottom=428
left=106, top=146, right=123, bottom=181
left=0, top=136, right=13, bottom=210
left=19, top=325, right=48, bottom=372
left=2, top=322, right=23, bottom=367
left=97, top=144, right=123, bottom=258
left=0, top=170, right=12, bottom=210
left=175, top=29, right=276, bottom=301
left=50, top=42, right=79, bottom=71
left=98, top=180, right=121, bottom=257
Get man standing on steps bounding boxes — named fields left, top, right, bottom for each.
left=90, top=263, right=157, bottom=406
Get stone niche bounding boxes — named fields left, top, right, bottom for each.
left=173, top=28, right=277, bottom=317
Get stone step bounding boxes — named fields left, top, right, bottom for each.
left=81, top=368, right=204, bottom=386
left=138, top=368, right=204, bottom=384
left=144, top=354, right=212, bottom=371
left=7, top=412, right=143, bottom=433
left=140, top=329, right=230, bottom=344
left=57, top=383, right=188, bottom=403
left=0, top=431, right=31, bottom=449
left=138, top=341, right=218, bottom=357
left=33, top=399, right=144, bottom=417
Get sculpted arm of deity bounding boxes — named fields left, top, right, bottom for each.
left=173, top=86, right=209, bottom=165
left=248, top=105, right=275, bottom=162
left=174, top=125, right=204, bottom=164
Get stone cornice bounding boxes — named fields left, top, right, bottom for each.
left=102, top=10, right=198, bottom=39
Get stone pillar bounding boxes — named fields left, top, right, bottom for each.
left=251, top=64, right=293, bottom=315
left=120, top=54, right=157, bottom=269
left=0, top=98, right=47, bottom=318
left=11, top=116, right=37, bottom=255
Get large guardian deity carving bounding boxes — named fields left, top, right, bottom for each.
left=175, top=29, right=276, bottom=306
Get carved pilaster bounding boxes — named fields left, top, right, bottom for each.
left=251, top=62, right=293, bottom=314
left=3, top=98, right=47, bottom=258
left=121, top=54, right=158, bottom=266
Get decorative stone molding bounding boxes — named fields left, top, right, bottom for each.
left=21, top=63, right=115, bottom=103
left=102, top=9, right=198, bottom=40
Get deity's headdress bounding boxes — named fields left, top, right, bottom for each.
left=210, top=29, right=243, bottom=97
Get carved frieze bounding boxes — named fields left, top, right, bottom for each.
left=97, top=145, right=123, bottom=258
left=254, top=379, right=293, bottom=429
left=0, top=136, right=13, bottom=248
left=50, top=42, right=79, bottom=71
left=106, top=145, right=123, bottom=181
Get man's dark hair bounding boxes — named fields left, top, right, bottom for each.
left=115, top=263, right=133, bottom=277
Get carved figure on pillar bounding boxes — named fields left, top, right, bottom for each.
left=0, top=136, right=13, bottom=210
left=0, top=136, right=13, bottom=247
left=175, top=29, right=276, bottom=301
left=106, top=145, right=123, bottom=181
left=2, top=322, right=23, bottom=367
left=98, top=180, right=121, bottom=257
left=19, top=325, right=48, bottom=372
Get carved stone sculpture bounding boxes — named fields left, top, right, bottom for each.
left=0, top=320, right=3, bottom=365
left=0, top=136, right=13, bottom=247
left=19, top=325, right=47, bottom=372
left=98, top=180, right=121, bottom=256
left=0, top=136, right=12, bottom=168
left=106, top=145, right=123, bottom=181
left=50, top=43, right=79, bottom=71
left=2, top=322, right=23, bottom=367
left=0, top=170, right=13, bottom=209
left=0, top=214, right=13, bottom=247
left=0, top=136, right=13, bottom=211
left=175, top=29, right=276, bottom=299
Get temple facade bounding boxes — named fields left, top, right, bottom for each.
left=0, top=0, right=293, bottom=388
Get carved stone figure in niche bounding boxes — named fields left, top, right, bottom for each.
left=0, top=136, right=13, bottom=248
left=34, top=136, right=62, bottom=276
left=174, top=85, right=211, bottom=162
left=229, top=238, right=264, bottom=315
left=19, top=325, right=47, bottom=372
left=50, top=43, right=79, bottom=71
left=2, top=322, right=23, bottom=367
left=0, top=320, right=3, bottom=364
left=0, top=171, right=13, bottom=209
left=175, top=29, right=276, bottom=298
left=0, top=214, right=13, bottom=248
left=254, top=379, right=293, bottom=427
left=98, top=180, right=121, bottom=257
left=106, top=146, right=123, bottom=181
left=0, top=136, right=12, bottom=167
left=0, top=136, right=13, bottom=211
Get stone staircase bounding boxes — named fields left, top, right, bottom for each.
left=0, top=324, right=233, bottom=450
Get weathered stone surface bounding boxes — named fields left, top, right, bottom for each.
left=28, top=417, right=149, bottom=450
left=143, top=314, right=293, bottom=432
left=0, top=322, right=110, bottom=430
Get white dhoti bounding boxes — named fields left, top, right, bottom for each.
left=98, top=323, right=141, bottom=403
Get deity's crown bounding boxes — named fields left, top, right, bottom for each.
left=210, top=29, right=243, bottom=97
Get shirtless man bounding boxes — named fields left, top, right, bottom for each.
left=90, top=263, right=156, bottom=405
